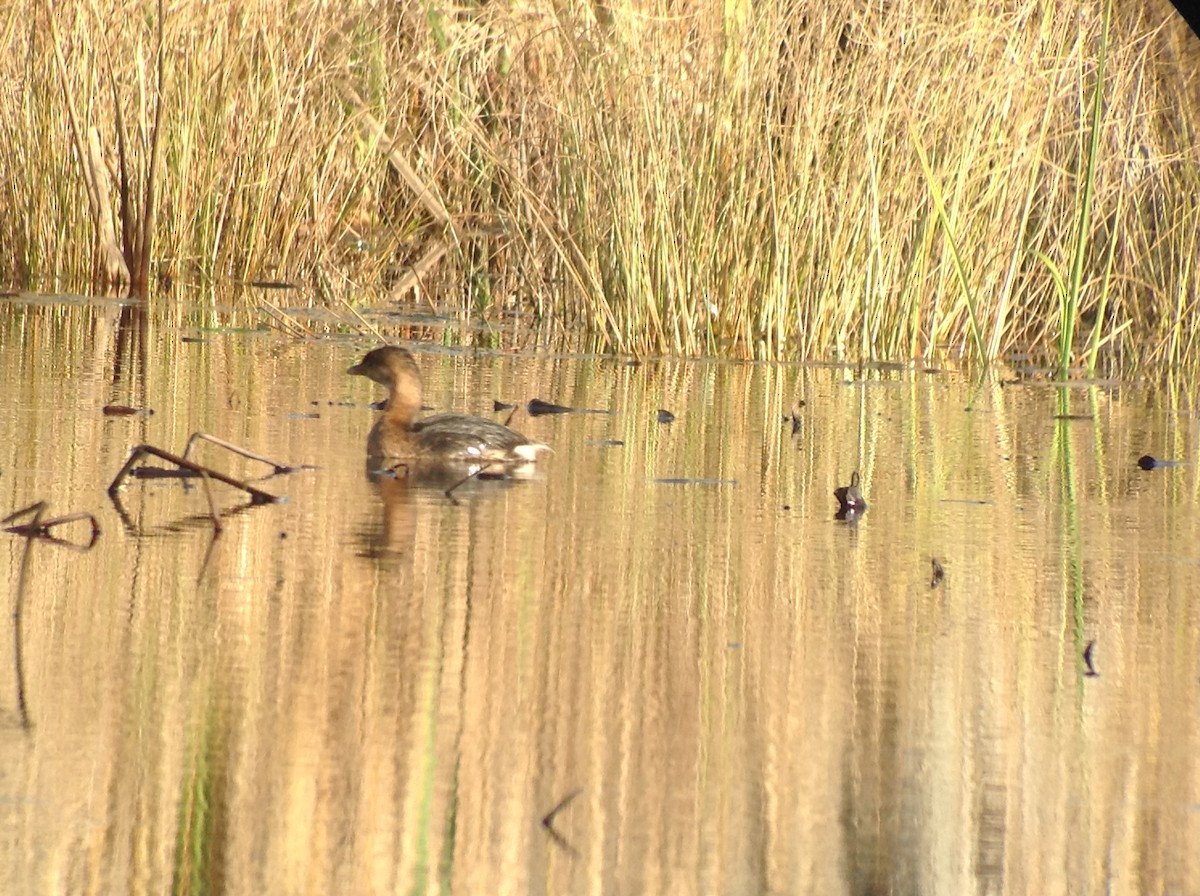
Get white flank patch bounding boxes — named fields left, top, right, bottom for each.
left=512, top=442, right=551, bottom=462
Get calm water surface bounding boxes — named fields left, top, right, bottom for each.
left=1, top=299, right=1199, bottom=895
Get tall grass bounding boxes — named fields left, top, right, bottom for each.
left=1, top=0, right=1199, bottom=369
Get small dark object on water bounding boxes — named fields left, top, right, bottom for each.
left=834, top=472, right=867, bottom=514
left=103, top=404, right=153, bottom=417
left=541, top=788, right=582, bottom=856
left=493, top=399, right=516, bottom=411
left=656, top=409, right=675, bottom=424
left=1136, top=454, right=1185, bottom=470
left=1053, top=414, right=1094, bottom=421
left=1083, top=639, right=1099, bottom=677
left=930, top=557, right=944, bottom=589
left=527, top=398, right=574, bottom=416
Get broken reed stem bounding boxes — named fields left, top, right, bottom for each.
left=257, top=301, right=315, bottom=339
left=2, top=501, right=101, bottom=550
left=196, top=469, right=223, bottom=533
left=182, top=431, right=300, bottom=474
left=388, top=240, right=448, bottom=304
left=334, top=294, right=387, bottom=342
left=340, top=83, right=457, bottom=233
left=109, top=444, right=280, bottom=504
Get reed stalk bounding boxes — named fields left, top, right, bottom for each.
left=1056, top=0, right=1112, bottom=375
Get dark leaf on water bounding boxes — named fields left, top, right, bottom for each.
left=103, top=404, right=153, bottom=416
left=527, top=398, right=574, bottom=416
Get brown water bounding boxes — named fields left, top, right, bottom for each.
left=2, top=299, right=1199, bottom=895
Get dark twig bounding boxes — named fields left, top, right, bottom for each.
left=197, top=469, right=223, bottom=534
left=444, top=461, right=500, bottom=503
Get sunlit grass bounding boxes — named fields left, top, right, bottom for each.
left=1, top=0, right=1199, bottom=371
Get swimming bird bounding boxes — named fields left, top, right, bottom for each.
left=347, top=346, right=550, bottom=472
left=834, top=472, right=868, bottom=514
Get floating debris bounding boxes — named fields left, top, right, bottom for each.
left=656, top=409, right=675, bottom=424
left=787, top=402, right=805, bottom=435
left=834, top=472, right=868, bottom=515
left=1083, top=640, right=1099, bottom=677
left=103, top=404, right=154, bottom=417
left=586, top=439, right=625, bottom=447
left=930, top=557, right=945, bottom=589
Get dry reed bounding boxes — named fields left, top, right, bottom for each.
left=1, top=0, right=1198, bottom=371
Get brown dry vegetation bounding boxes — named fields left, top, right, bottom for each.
left=1, top=0, right=1199, bottom=369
